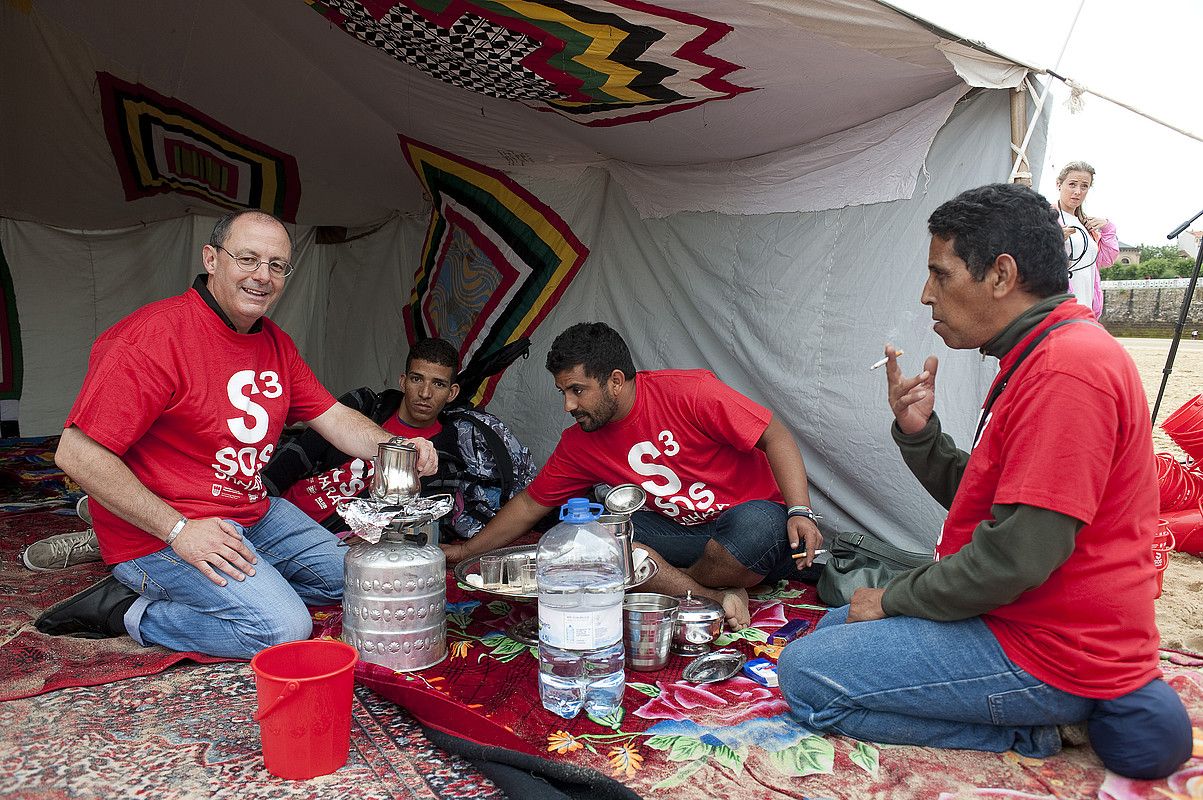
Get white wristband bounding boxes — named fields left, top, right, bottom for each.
left=165, top=517, right=187, bottom=546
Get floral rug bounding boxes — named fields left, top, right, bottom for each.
left=349, top=580, right=1203, bottom=800
left=0, top=659, right=503, bottom=799
left=5, top=436, right=1203, bottom=799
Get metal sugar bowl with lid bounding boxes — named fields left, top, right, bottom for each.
left=671, top=591, right=725, bottom=657
left=341, top=496, right=452, bottom=672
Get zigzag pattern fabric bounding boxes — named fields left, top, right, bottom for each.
left=97, top=72, right=301, bottom=221
left=306, top=0, right=749, bottom=125
left=399, top=136, right=588, bottom=407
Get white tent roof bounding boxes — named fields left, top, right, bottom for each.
left=3, top=0, right=1027, bottom=226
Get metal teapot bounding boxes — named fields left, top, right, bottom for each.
left=371, top=438, right=420, bottom=505
left=599, top=484, right=646, bottom=584
left=598, top=514, right=636, bottom=584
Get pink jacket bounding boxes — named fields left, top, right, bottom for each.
left=1092, top=221, right=1118, bottom=319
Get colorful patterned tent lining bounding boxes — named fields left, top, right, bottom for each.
left=97, top=72, right=301, bottom=221
left=400, top=136, right=588, bottom=407
left=307, top=0, right=750, bottom=126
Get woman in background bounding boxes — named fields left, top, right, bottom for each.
left=1055, top=161, right=1118, bottom=320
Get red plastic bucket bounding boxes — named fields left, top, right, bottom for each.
left=1155, top=453, right=1203, bottom=511
left=1153, top=519, right=1175, bottom=599
left=1163, top=505, right=1203, bottom=556
left=250, top=639, right=358, bottom=780
left=1161, top=394, right=1203, bottom=461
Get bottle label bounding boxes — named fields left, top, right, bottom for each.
left=539, top=604, right=622, bottom=650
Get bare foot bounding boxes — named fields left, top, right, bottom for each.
left=688, top=586, right=750, bottom=630
left=721, top=587, right=750, bottom=630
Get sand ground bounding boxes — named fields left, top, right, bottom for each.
left=1121, top=337, right=1202, bottom=652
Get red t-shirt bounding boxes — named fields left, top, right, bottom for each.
left=526, top=370, right=783, bottom=524
left=936, top=301, right=1161, bottom=698
left=283, top=416, right=442, bottom=523
left=65, top=288, right=337, bottom=563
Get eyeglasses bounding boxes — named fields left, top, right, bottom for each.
left=215, top=245, right=294, bottom=278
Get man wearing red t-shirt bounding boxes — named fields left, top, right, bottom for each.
left=266, top=337, right=456, bottom=526
left=36, top=210, right=436, bottom=659
left=259, top=336, right=536, bottom=541
left=441, top=322, right=824, bottom=630
left=778, top=184, right=1190, bottom=780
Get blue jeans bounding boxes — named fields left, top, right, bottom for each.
left=112, top=498, right=344, bottom=659
left=777, top=606, right=1094, bottom=757
left=631, top=500, right=794, bottom=582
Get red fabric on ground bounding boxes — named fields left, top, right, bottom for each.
left=344, top=576, right=1203, bottom=799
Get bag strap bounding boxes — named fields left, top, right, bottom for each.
left=834, top=531, right=930, bottom=569
left=972, top=318, right=1095, bottom=446
left=449, top=338, right=531, bottom=409
left=369, top=389, right=402, bottom=425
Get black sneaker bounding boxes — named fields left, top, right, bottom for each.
left=34, top=575, right=137, bottom=639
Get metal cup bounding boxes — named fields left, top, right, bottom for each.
left=623, top=593, right=679, bottom=671
left=372, top=440, right=420, bottom=504
left=598, top=513, right=635, bottom=583
left=603, top=484, right=647, bottom=516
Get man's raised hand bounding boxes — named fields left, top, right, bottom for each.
left=884, top=345, right=939, bottom=435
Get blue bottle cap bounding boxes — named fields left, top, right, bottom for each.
left=560, top=497, right=604, bottom=522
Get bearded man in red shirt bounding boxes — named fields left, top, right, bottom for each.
left=441, top=321, right=824, bottom=629
left=778, top=183, right=1190, bottom=780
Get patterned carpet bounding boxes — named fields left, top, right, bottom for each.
left=0, top=435, right=80, bottom=514
left=1, top=660, right=503, bottom=799
left=6, top=436, right=1203, bottom=799
left=0, top=510, right=228, bottom=701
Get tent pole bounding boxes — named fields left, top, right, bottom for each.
left=1151, top=207, right=1203, bottom=425
left=1009, top=75, right=1053, bottom=183
left=1009, top=88, right=1031, bottom=186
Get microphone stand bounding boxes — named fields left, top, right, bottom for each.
left=1150, top=207, right=1203, bottom=425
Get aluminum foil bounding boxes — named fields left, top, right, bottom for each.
left=334, top=493, right=454, bottom=543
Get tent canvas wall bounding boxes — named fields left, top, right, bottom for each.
left=0, top=0, right=1046, bottom=551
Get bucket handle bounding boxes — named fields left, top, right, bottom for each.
left=254, top=680, right=300, bottom=721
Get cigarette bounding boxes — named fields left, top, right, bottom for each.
left=869, top=351, right=903, bottom=370
left=791, top=549, right=828, bottom=559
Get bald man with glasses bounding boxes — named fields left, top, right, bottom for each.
left=36, top=209, right=437, bottom=659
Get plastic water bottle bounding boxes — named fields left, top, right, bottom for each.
left=536, top=497, right=626, bottom=719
